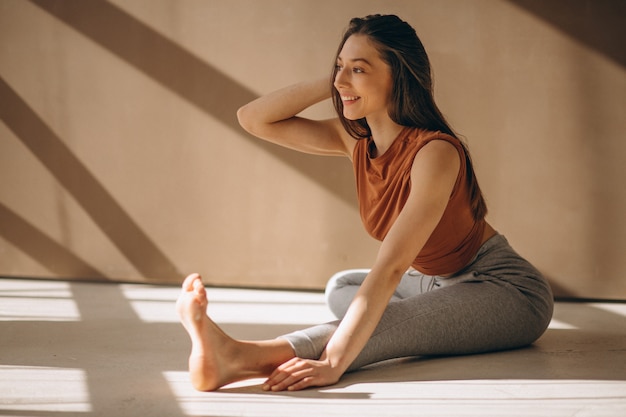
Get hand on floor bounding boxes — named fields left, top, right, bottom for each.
left=262, top=357, right=342, bottom=392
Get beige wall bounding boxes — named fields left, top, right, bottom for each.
left=1, top=0, right=624, bottom=299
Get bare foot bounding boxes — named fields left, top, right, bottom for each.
left=176, top=273, right=242, bottom=391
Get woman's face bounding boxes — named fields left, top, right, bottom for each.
left=334, top=34, right=394, bottom=123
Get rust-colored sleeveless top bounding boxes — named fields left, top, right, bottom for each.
left=353, top=127, right=486, bottom=276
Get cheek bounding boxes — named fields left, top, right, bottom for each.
left=373, top=83, right=393, bottom=107
left=381, top=82, right=395, bottom=107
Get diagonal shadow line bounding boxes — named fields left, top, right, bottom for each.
left=0, top=202, right=105, bottom=279
left=507, top=0, right=626, bottom=68
left=29, top=0, right=357, bottom=208
left=0, top=284, right=188, bottom=416
left=68, top=281, right=187, bottom=416
left=0, top=77, right=182, bottom=282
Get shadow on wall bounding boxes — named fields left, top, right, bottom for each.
left=508, top=0, right=626, bottom=299
left=0, top=78, right=180, bottom=282
left=5, top=1, right=624, bottom=288
left=28, top=0, right=355, bottom=208
left=507, top=0, right=626, bottom=68
left=0, top=201, right=106, bottom=279
left=1, top=0, right=356, bottom=281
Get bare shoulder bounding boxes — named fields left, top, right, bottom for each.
left=411, top=139, right=461, bottom=181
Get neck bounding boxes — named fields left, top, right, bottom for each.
left=368, top=118, right=405, bottom=158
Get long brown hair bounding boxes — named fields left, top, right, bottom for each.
left=331, top=14, right=487, bottom=220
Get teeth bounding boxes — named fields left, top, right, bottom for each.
left=341, top=96, right=359, bottom=101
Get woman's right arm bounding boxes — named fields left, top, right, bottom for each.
left=237, top=78, right=353, bottom=157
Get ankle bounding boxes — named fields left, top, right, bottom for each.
left=189, top=355, right=222, bottom=391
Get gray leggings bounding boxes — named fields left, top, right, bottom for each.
left=280, top=234, right=554, bottom=371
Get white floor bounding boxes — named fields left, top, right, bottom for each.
left=1, top=278, right=625, bottom=417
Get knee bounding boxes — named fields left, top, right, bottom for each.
left=324, top=269, right=369, bottom=296
left=324, top=269, right=369, bottom=319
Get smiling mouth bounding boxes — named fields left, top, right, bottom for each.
left=341, top=95, right=360, bottom=102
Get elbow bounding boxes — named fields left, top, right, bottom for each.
left=236, top=104, right=255, bottom=134
left=236, top=103, right=271, bottom=138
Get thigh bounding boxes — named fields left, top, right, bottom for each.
left=325, top=269, right=439, bottom=319
left=396, top=269, right=439, bottom=298
left=349, top=276, right=551, bottom=370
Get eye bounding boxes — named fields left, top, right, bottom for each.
left=353, top=67, right=364, bottom=73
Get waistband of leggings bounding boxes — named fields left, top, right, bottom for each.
left=448, top=232, right=509, bottom=278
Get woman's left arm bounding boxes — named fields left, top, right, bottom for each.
left=264, top=140, right=461, bottom=391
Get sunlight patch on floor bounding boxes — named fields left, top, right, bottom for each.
left=0, top=365, right=91, bottom=412
left=163, top=370, right=626, bottom=417
left=0, top=280, right=80, bottom=321
left=547, top=318, right=578, bottom=329
left=591, top=302, right=626, bottom=318
left=120, top=284, right=336, bottom=324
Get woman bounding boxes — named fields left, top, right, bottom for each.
left=176, top=14, right=553, bottom=392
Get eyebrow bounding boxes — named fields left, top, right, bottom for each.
left=336, top=56, right=373, bottom=66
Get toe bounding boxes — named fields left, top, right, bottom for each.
left=183, top=273, right=201, bottom=290
left=192, top=277, right=206, bottom=297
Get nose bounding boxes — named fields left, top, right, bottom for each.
left=334, top=67, right=350, bottom=89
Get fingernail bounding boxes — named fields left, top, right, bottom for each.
left=262, top=384, right=269, bottom=391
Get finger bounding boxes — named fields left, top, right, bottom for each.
left=264, top=369, right=306, bottom=391
left=265, top=358, right=307, bottom=382
left=287, top=376, right=316, bottom=391
left=265, top=360, right=314, bottom=391
left=267, top=357, right=300, bottom=379
left=263, top=362, right=299, bottom=390
left=270, top=368, right=313, bottom=392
